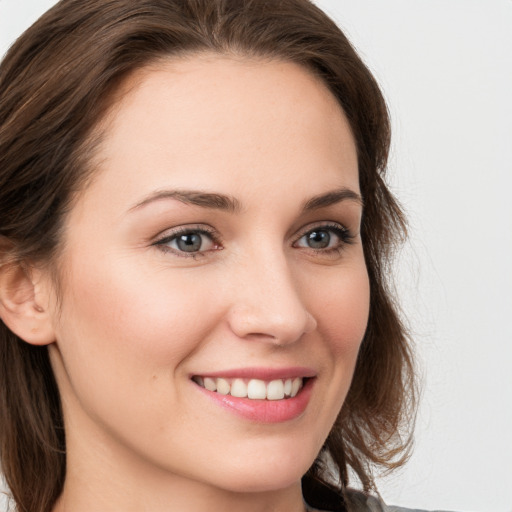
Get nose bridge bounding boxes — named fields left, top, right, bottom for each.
left=226, top=242, right=316, bottom=343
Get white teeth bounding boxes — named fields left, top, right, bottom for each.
left=267, top=379, right=285, bottom=400
left=247, top=379, right=267, bottom=399
left=204, top=377, right=217, bottom=392
left=195, top=376, right=305, bottom=400
left=216, top=378, right=230, bottom=395
left=230, top=378, right=248, bottom=398
left=284, top=378, right=292, bottom=396
left=290, top=377, right=302, bottom=398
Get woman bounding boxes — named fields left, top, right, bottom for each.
left=0, top=1, right=421, bottom=511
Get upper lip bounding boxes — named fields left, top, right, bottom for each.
left=191, top=366, right=317, bottom=381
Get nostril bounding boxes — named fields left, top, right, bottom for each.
left=244, top=332, right=278, bottom=341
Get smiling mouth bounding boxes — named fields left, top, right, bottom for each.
left=192, top=376, right=305, bottom=400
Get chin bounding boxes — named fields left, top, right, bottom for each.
left=201, top=449, right=316, bottom=494
left=214, top=471, right=304, bottom=495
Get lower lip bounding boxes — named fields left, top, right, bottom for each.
left=194, top=378, right=314, bottom=423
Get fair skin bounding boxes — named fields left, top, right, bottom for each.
left=4, top=55, right=369, bottom=512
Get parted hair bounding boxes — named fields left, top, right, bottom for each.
left=0, top=1, right=416, bottom=511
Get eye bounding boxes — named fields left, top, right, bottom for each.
left=294, top=224, right=353, bottom=252
left=153, top=226, right=221, bottom=257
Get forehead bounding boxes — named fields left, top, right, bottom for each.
left=77, top=55, right=358, bottom=215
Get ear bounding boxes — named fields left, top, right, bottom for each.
left=0, top=261, right=56, bottom=345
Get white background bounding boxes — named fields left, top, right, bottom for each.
left=1, top=1, right=511, bottom=511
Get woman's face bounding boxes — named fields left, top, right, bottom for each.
left=47, top=56, right=369, bottom=495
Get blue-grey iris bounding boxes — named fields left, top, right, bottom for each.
left=307, top=230, right=330, bottom=249
left=177, top=233, right=202, bottom=252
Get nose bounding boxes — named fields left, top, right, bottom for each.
left=226, top=249, right=317, bottom=345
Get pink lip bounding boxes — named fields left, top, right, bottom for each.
left=193, top=366, right=316, bottom=380
left=192, top=372, right=316, bottom=424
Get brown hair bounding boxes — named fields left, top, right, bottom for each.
left=0, top=1, right=416, bottom=511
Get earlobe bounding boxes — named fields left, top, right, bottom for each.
left=0, top=262, right=56, bottom=346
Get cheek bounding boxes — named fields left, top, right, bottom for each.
left=299, top=260, right=369, bottom=441
left=309, top=262, right=370, bottom=359
left=51, top=255, right=226, bottom=446
left=54, top=254, right=222, bottom=373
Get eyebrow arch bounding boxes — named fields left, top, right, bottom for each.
left=301, top=187, right=363, bottom=212
left=129, top=186, right=362, bottom=215
left=129, top=189, right=243, bottom=214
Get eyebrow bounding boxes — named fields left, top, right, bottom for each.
left=129, top=189, right=243, bottom=214
left=301, top=187, right=363, bottom=212
left=129, top=187, right=363, bottom=214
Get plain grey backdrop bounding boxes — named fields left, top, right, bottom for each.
left=1, top=1, right=511, bottom=511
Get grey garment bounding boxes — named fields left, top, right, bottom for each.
left=345, top=489, right=454, bottom=512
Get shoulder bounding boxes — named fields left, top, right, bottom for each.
left=345, top=489, right=454, bottom=512
left=302, top=477, right=454, bottom=512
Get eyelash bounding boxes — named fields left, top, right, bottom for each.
left=152, top=223, right=354, bottom=259
left=294, top=223, right=355, bottom=257
left=153, top=225, right=221, bottom=259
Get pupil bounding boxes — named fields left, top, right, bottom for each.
left=308, top=230, right=330, bottom=249
left=177, top=233, right=202, bottom=252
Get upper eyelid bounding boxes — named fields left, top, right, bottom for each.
left=152, top=222, right=352, bottom=256
left=153, top=224, right=218, bottom=242
left=151, top=226, right=218, bottom=254
left=152, top=226, right=221, bottom=259
left=293, top=221, right=349, bottom=239
left=297, top=220, right=347, bottom=232
left=153, top=221, right=348, bottom=242
left=153, top=220, right=349, bottom=240
left=292, top=225, right=355, bottom=260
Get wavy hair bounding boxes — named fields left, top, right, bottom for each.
left=0, top=1, right=416, bottom=511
